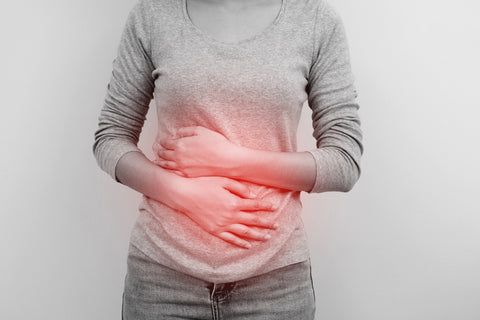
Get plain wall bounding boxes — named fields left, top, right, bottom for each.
left=1, top=0, right=479, bottom=319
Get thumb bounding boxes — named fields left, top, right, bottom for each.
left=223, top=180, right=254, bottom=199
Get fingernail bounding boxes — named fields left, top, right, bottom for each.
left=273, top=223, right=279, bottom=229
left=264, top=234, right=271, bottom=240
left=244, top=243, right=252, bottom=249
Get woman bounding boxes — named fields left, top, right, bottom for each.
left=93, top=0, right=362, bottom=318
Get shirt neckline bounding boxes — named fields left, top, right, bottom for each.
left=182, top=0, right=286, bottom=47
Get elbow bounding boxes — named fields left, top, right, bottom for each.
left=92, top=132, right=110, bottom=176
left=92, top=126, right=135, bottom=181
left=92, top=135, right=101, bottom=164
left=92, top=131, right=102, bottom=167
left=338, top=164, right=360, bottom=192
left=337, top=146, right=361, bottom=192
left=92, top=126, right=110, bottom=168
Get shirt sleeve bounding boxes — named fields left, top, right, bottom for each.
left=305, top=1, right=363, bottom=193
left=92, top=0, right=155, bottom=181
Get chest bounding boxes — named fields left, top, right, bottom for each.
left=148, top=0, right=313, bottom=134
left=185, top=0, right=283, bottom=44
left=151, top=39, right=309, bottom=120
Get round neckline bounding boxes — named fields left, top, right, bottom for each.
left=182, top=0, right=286, bottom=46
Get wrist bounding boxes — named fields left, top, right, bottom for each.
left=221, top=144, right=248, bottom=178
left=154, top=168, right=189, bottom=210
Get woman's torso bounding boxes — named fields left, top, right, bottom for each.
left=130, top=0, right=324, bottom=283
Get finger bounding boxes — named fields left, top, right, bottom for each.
left=236, top=213, right=278, bottom=230
left=171, top=170, right=187, bottom=177
left=223, top=180, right=253, bottom=199
left=226, top=224, right=272, bottom=241
left=152, top=142, right=162, bottom=153
left=176, top=126, right=200, bottom=138
left=237, top=199, right=277, bottom=212
left=157, top=149, right=175, bottom=161
left=217, top=231, right=252, bottom=249
left=159, top=139, right=176, bottom=150
left=155, top=160, right=178, bottom=170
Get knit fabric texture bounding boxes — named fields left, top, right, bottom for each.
left=93, top=0, right=362, bottom=282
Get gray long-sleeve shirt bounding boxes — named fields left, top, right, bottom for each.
left=93, top=0, right=362, bottom=282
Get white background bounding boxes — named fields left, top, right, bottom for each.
left=1, top=0, right=479, bottom=319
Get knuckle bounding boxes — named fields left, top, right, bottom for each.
left=222, top=180, right=232, bottom=189
left=258, top=201, right=268, bottom=209
left=225, top=213, right=235, bottom=223
left=207, top=226, right=216, bottom=234
left=206, top=223, right=220, bottom=234
left=241, top=186, right=251, bottom=195
left=176, top=158, right=186, bottom=168
left=217, top=215, right=231, bottom=226
left=230, top=199, right=240, bottom=210
left=262, top=202, right=273, bottom=210
left=246, top=201, right=258, bottom=210
left=239, top=227, right=249, bottom=236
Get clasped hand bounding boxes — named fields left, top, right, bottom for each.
left=153, top=126, right=277, bottom=249
left=153, top=126, right=238, bottom=178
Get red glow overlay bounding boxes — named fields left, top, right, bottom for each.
left=151, top=125, right=288, bottom=250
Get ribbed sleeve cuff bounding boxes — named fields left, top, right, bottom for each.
left=305, top=149, right=323, bottom=193
left=94, top=139, right=142, bottom=182
left=305, top=148, right=354, bottom=193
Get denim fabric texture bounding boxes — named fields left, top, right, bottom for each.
left=122, top=244, right=316, bottom=319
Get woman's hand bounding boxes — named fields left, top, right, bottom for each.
left=153, top=126, right=238, bottom=178
left=153, top=125, right=317, bottom=192
left=166, top=174, right=278, bottom=249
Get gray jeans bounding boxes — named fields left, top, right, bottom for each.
left=122, top=244, right=316, bottom=319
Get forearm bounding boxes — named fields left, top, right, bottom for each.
left=115, top=150, right=278, bottom=249
left=225, top=147, right=317, bottom=192
left=115, top=151, right=180, bottom=208
left=155, top=125, right=360, bottom=193
left=218, top=143, right=360, bottom=193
